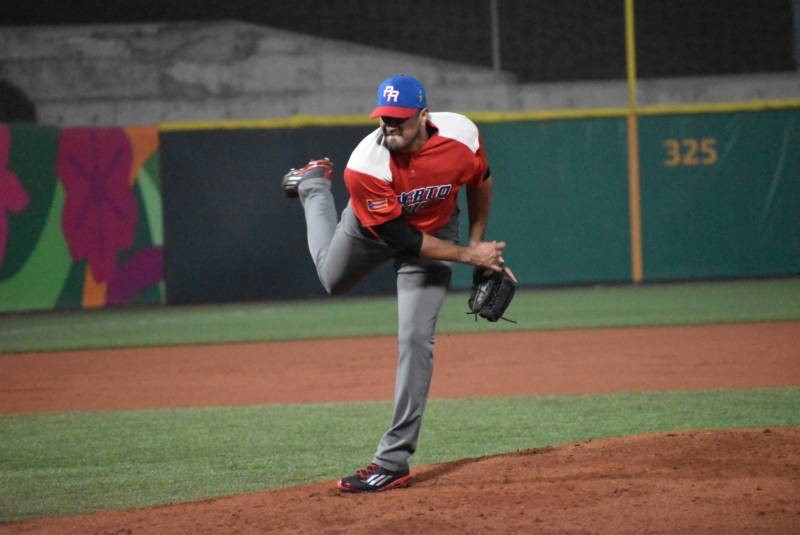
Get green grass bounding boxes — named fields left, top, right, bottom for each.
left=2, top=278, right=799, bottom=353
left=1, top=278, right=798, bottom=522
left=1, top=387, right=798, bottom=522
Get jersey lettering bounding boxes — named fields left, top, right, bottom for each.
left=397, top=184, right=452, bottom=214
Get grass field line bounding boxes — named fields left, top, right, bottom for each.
left=2, top=278, right=799, bottom=354
left=1, top=387, right=798, bottom=521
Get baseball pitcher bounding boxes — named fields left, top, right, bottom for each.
left=281, top=74, right=516, bottom=492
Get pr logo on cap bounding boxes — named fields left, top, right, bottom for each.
left=382, top=86, right=400, bottom=103
left=369, top=75, right=427, bottom=119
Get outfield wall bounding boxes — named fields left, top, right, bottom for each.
left=0, top=124, right=164, bottom=312
left=1, top=106, right=799, bottom=312
left=638, top=111, right=800, bottom=280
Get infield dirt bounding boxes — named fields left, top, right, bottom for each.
left=2, top=321, right=799, bottom=533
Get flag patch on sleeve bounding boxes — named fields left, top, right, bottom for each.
left=366, top=198, right=390, bottom=212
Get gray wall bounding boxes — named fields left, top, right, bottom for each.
left=1, top=20, right=798, bottom=127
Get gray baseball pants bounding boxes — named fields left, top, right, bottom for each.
left=298, top=177, right=457, bottom=472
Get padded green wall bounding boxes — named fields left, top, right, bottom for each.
left=3, top=107, right=799, bottom=311
left=638, top=110, right=800, bottom=280
left=454, top=118, right=632, bottom=288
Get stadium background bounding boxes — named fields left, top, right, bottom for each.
left=1, top=0, right=799, bottom=312
left=3, top=0, right=797, bottom=82
left=1, top=1, right=800, bottom=530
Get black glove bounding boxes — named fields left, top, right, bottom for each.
left=467, top=267, right=517, bottom=323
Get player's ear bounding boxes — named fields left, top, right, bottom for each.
left=419, top=108, right=429, bottom=121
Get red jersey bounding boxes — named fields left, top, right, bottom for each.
left=344, top=112, right=489, bottom=234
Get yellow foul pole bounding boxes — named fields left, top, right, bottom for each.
left=625, top=0, right=644, bottom=283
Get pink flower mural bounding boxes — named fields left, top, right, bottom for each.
left=0, top=125, right=30, bottom=267
left=56, top=128, right=138, bottom=284
left=107, top=245, right=164, bottom=306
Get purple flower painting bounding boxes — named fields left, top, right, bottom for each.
left=107, top=246, right=164, bottom=306
left=56, top=128, right=137, bottom=284
left=0, top=125, right=30, bottom=267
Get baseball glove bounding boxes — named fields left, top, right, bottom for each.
left=467, top=267, right=517, bottom=323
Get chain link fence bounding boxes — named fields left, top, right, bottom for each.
left=5, top=0, right=797, bottom=82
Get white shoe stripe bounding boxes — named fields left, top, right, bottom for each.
left=366, top=474, right=389, bottom=487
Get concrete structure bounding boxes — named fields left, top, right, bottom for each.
left=1, top=20, right=798, bottom=126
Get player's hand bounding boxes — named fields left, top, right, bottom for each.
left=502, top=265, right=518, bottom=283
left=470, top=240, right=507, bottom=272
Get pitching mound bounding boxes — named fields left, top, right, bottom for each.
left=6, top=427, right=799, bottom=534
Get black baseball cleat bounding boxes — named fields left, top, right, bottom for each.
left=337, top=463, right=410, bottom=493
left=281, top=157, right=333, bottom=198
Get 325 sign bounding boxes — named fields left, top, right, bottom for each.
left=663, top=137, right=718, bottom=167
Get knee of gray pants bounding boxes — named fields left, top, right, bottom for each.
left=395, top=260, right=453, bottom=349
left=325, top=277, right=358, bottom=296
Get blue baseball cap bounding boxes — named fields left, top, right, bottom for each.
left=369, top=75, right=427, bottom=119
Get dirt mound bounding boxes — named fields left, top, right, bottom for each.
left=3, top=323, right=799, bottom=533
left=5, top=428, right=799, bottom=535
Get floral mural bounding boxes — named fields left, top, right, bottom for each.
left=56, top=128, right=138, bottom=285
left=0, top=125, right=30, bottom=267
left=0, top=124, right=163, bottom=312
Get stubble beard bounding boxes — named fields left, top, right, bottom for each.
left=382, top=127, right=406, bottom=151
left=382, top=126, right=420, bottom=152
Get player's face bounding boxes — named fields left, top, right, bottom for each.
left=380, top=109, right=428, bottom=153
